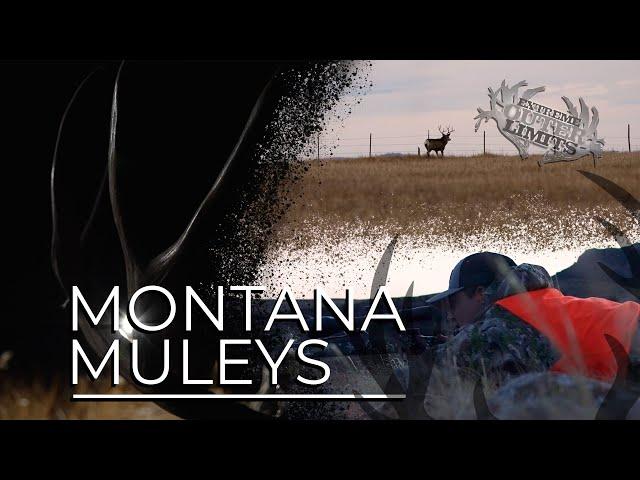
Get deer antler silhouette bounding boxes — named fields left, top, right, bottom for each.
left=474, top=80, right=544, bottom=159
left=541, top=96, right=605, bottom=165
left=52, top=60, right=367, bottom=419
left=52, top=63, right=286, bottom=419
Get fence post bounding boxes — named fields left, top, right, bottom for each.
left=317, top=133, right=320, bottom=161
left=369, top=133, right=372, bottom=158
left=418, top=147, right=420, bottom=157
left=483, top=130, right=486, bottom=155
left=629, top=124, right=631, bottom=153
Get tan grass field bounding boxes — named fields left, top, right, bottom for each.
left=273, top=151, right=640, bottom=246
left=0, top=375, right=176, bottom=420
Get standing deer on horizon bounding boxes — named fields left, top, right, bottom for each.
left=424, top=125, right=454, bottom=157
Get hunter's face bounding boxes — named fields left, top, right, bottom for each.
left=445, top=288, right=484, bottom=327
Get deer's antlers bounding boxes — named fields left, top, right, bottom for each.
left=51, top=62, right=282, bottom=420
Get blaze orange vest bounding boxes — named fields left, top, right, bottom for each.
left=496, top=288, right=639, bottom=382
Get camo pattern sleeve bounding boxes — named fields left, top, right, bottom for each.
left=483, top=263, right=557, bottom=303
left=435, top=305, right=560, bottom=387
left=435, top=263, right=560, bottom=387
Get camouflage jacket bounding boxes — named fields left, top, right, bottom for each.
left=435, top=263, right=561, bottom=387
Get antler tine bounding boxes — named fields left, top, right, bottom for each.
left=51, top=69, right=100, bottom=303
left=579, top=98, right=590, bottom=128
left=562, top=96, right=579, bottom=118
left=107, top=61, right=283, bottom=297
left=108, top=62, right=144, bottom=297
left=142, top=72, right=281, bottom=290
left=590, top=107, right=600, bottom=132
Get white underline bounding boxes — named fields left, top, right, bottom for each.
left=73, top=394, right=405, bottom=400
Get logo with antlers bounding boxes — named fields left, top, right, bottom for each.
left=474, top=80, right=605, bottom=166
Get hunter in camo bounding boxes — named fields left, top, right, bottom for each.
left=434, top=263, right=561, bottom=387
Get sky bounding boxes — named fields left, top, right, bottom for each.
left=323, top=60, right=640, bottom=157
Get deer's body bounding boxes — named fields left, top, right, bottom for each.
left=424, top=126, right=454, bottom=157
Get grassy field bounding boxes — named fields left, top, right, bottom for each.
left=0, top=374, right=176, bottom=419
left=272, top=151, right=640, bottom=247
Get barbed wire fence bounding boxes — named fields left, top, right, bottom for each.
left=304, top=124, right=637, bottom=159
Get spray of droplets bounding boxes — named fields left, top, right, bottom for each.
left=205, top=61, right=373, bottom=297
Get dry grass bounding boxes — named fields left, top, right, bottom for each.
left=272, top=152, right=640, bottom=247
left=0, top=374, right=176, bottom=420
left=287, top=151, right=638, bottom=221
